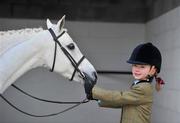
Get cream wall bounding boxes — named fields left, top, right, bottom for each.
left=146, top=6, right=180, bottom=123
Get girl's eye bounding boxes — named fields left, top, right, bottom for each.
left=67, top=43, right=75, bottom=50
left=140, top=66, right=145, bottom=68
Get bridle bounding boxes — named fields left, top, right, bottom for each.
left=48, top=28, right=86, bottom=81
left=0, top=28, right=90, bottom=117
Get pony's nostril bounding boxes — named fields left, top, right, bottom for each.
left=83, top=72, right=97, bottom=83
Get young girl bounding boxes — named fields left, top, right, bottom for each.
left=84, top=42, right=164, bottom=123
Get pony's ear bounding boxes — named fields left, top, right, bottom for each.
left=57, top=15, right=65, bottom=32
left=46, top=18, right=53, bottom=29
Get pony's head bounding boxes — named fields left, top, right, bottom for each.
left=44, top=16, right=97, bottom=84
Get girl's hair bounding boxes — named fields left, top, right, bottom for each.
left=154, top=75, right=165, bottom=91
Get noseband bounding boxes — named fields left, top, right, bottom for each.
left=48, top=28, right=85, bottom=81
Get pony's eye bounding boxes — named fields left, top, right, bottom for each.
left=67, top=43, right=75, bottom=50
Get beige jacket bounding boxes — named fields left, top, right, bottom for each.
left=92, top=82, right=153, bottom=123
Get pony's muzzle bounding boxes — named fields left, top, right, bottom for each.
left=82, top=72, right=97, bottom=84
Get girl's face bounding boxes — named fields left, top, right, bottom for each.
left=132, top=64, right=152, bottom=80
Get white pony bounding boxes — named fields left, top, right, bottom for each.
left=0, top=16, right=97, bottom=94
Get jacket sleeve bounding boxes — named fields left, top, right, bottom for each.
left=92, top=84, right=153, bottom=108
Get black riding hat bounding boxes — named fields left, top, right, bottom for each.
left=127, top=42, right=162, bottom=73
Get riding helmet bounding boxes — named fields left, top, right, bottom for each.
left=127, top=42, right=162, bottom=73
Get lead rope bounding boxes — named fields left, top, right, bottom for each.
left=0, top=84, right=89, bottom=117
left=0, top=94, right=88, bottom=117
left=11, top=84, right=89, bottom=104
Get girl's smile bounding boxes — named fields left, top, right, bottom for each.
left=132, top=64, right=152, bottom=80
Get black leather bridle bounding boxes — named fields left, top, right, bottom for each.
left=0, top=28, right=90, bottom=117
left=48, top=28, right=86, bottom=81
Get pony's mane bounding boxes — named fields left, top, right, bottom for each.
left=0, top=28, right=44, bottom=56
left=0, top=28, right=43, bottom=37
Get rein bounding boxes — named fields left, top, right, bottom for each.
left=11, top=84, right=89, bottom=104
left=0, top=94, right=88, bottom=117
left=0, top=28, right=89, bottom=117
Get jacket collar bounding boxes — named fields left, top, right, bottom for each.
left=132, top=78, right=153, bottom=86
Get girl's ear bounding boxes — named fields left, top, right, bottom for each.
left=149, top=66, right=156, bottom=76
